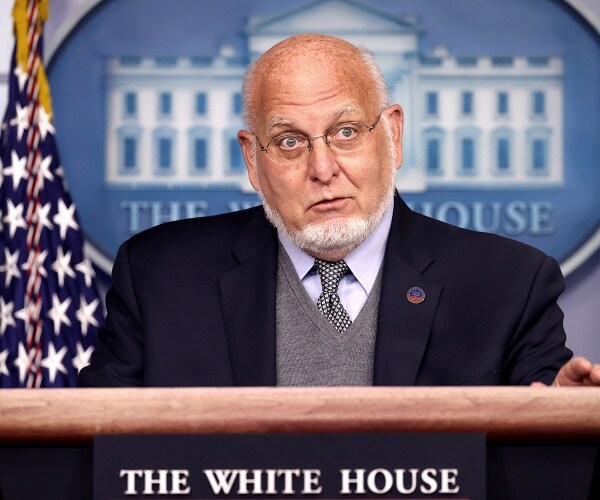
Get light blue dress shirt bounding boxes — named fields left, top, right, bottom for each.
left=278, top=202, right=394, bottom=321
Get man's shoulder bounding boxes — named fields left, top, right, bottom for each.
left=406, top=207, right=553, bottom=273
left=401, top=208, right=566, bottom=317
left=120, top=205, right=270, bottom=266
left=128, top=205, right=263, bottom=246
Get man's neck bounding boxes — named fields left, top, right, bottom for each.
left=279, top=200, right=395, bottom=283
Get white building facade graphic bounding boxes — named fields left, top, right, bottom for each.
left=104, top=0, right=563, bottom=193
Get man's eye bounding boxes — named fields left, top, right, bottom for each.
left=276, top=135, right=304, bottom=150
left=332, top=126, right=358, bottom=140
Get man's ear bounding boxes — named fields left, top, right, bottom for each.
left=386, top=104, right=404, bottom=170
left=238, top=130, right=260, bottom=192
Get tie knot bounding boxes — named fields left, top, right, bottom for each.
left=314, top=258, right=349, bottom=293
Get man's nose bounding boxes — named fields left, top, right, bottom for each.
left=306, top=135, right=340, bottom=183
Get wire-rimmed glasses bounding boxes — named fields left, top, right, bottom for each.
left=253, top=110, right=384, bottom=165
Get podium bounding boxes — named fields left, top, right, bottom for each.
left=1, top=387, right=599, bottom=499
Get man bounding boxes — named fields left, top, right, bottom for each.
left=78, top=34, right=599, bottom=387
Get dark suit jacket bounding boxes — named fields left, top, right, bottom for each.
left=78, top=195, right=572, bottom=387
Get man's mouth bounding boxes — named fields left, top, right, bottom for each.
left=310, top=197, right=349, bottom=211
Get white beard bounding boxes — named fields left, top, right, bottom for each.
left=260, top=189, right=392, bottom=258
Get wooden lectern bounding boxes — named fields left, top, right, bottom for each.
left=1, top=387, right=599, bottom=499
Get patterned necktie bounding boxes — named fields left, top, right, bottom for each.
left=314, top=258, right=353, bottom=333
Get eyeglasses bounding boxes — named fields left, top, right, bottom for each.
left=253, top=110, right=384, bottom=165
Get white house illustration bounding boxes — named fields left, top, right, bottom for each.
left=104, top=0, right=563, bottom=193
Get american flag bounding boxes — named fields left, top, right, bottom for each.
left=0, top=0, right=101, bottom=387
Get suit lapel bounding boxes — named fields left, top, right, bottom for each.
left=219, top=210, right=278, bottom=386
left=218, top=198, right=442, bottom=387
left=373, top=196, right=443, bottom=386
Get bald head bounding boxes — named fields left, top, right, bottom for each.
left=242, top=34, right=388, bottom=131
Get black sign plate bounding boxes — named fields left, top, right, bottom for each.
left=94, top=433, right=485, bottom=499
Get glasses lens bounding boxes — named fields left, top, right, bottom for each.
left=327, top=123, right=368, bottom=153
left=261, top=115, right=380, bottom=165
left=267, top=134, right=310, bottom=164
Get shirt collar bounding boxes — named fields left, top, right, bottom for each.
left=278, top=201, right=394, bottom=294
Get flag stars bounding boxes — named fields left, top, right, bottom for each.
left=2, top=200, right=27, bottom=237
left=22, top=249, right=48, bottom=278
left=76, top=296, right=100, bottom=335
left=37, top=107, right=56, bottom=140
left=13, top=64, right=28, bottom=92
left=53, top=199, right=79, bottom=239
left=47, top=294, right=72, bottom=335
left=0, top=297, right=17, bottom=335
left=34, top=202, right=53, bottom=230
left=1, top=15, right=102, bottom=387
left=41, top=343, right=68, bottom=384
left=51, top=247, right=76, bottom=286
left=13, top=343, right=31, bottom=384
left=14, top=300, right=41, bottom=329
left=0, top=349, right=9, bottom=377
left=72, top=343, right=94, bottom=372
left=4, top=150, right=28, bottom=189
left=0, top=248, right=21, bottom=286
left=36, top=155, right=55, bottom=190
left=54, top=165, right=70, bottom=192
left=9, top=102, right=29, bottom=141
left=75, top=258, right=96, bottom=287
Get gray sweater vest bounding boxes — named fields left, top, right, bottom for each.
left=276, top=245, right=383, bottom=386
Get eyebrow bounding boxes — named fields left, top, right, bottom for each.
left=266, top=105, right=364, bottom=133
left=333, top=105, right=362, bottom=120
left=267, top=117, right=293, bottom=131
